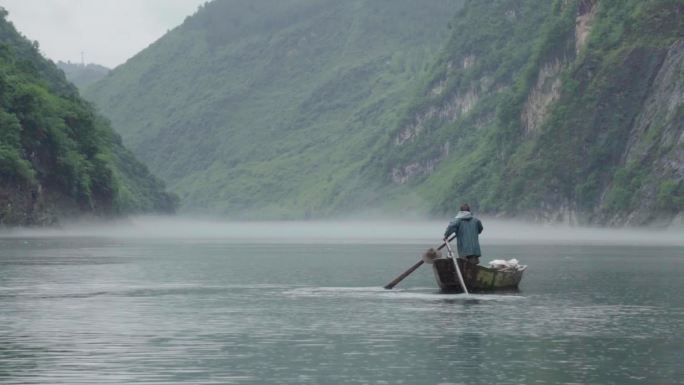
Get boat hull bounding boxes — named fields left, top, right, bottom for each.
left=432, top=258, right=524, bottom=293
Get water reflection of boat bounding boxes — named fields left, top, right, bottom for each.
left=432, top=258, right=526, bottom=293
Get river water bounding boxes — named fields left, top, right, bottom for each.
left=1, top=221, right=683, bottom=384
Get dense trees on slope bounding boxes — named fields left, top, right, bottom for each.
left=0, top=9, right=176, bottom=225
left=84, top=0, right=462, bottom=218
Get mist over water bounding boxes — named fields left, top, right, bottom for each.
left=1, top=216, right=683, bottom=246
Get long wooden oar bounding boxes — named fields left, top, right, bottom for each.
left=383, top=234, right=456, bottom=290
left=444, top=238, right=469, bottom=295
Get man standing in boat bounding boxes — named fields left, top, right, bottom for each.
left=443, top=203, right=483, bottom=265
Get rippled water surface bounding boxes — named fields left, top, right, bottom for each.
left=1, top=236, right=683, bottom=384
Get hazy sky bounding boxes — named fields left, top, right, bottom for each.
left=0, top=0, right=206, bottom=68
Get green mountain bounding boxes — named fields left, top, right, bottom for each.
left=0, top=9, right=177, bottom=226
left=85, top=0, right=683, bottom=225
left=57, top=61, right=110, bottom=90
left=83, top=0, right=463, bottom=218
left=373, top=0, right=683, bottom=225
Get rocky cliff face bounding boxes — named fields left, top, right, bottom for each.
left=372, top=0, right=683, bottom=225
left=601, top=39, right=684, bottom=225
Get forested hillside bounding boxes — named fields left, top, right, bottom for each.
left=0, top=9, right=176, bottom=225
left=373, top=0, right=683, bottom=225
left=84, top=0, right=683, bottom=224
left=84, top=0, right=462, bottom=218
left=57, top=61, right=110, bottom=90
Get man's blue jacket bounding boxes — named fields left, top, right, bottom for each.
left=444, top=211, right=483, bottom=257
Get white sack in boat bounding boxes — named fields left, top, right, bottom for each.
left=488, top=258, right=526, bottom=271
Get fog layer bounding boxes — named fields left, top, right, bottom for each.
left=1, top=216, right=683, bottom=246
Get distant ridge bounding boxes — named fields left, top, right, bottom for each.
left=57, top=61, right=110, bottom=90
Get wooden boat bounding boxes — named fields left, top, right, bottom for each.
left=432, top=258, right=525, bottom=293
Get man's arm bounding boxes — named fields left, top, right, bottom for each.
left=477, top=219, right=483, bottom=234
left=444, top=219, right=459, bottom=240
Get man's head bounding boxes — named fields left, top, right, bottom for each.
left=459, top=203, right=471, bottom=212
